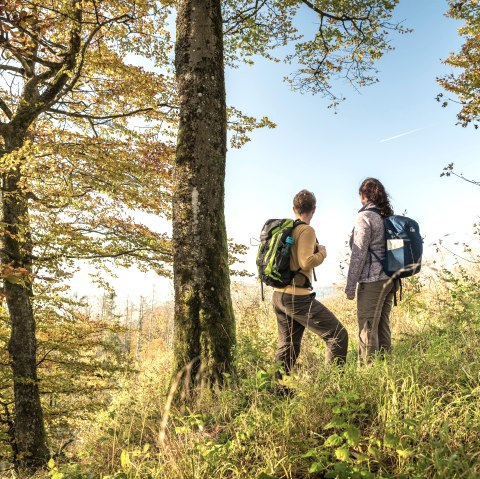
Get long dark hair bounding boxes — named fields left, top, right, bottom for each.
left=359, top=178, right=393, bottom=217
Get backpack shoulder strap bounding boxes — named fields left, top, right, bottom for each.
left=293, top=219, right=306, bottom=228
left=366, top=207, right=386, bottom=264
left=291, top=219, right=316, bottom=288
left=365, top=207, right=382, bottom=217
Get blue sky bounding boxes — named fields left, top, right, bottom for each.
left=224, top=0, right=480, bottom=290
left=73, top=0, right=480, bottom=302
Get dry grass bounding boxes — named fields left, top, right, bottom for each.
left=13, top=271, right=480, bottom=479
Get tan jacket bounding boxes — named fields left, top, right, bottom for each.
left=275, top=223, right=325, bottom=295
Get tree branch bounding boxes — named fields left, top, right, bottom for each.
left=301, top=0, right=369, bottom=22
left=57, top=12, right=132, bottom=101
left=36, top=0, right=84, bottom=109
left=0, top=41, right=34, bottom=76
left=0, top=64, right=25, bottom=75
left=47, top=106, right=154, bottom=120
left=0, top=96, right=13, bottom=119
left=40, top=247, right=172, bottom=262
left=224, top=0, right=268, bottom=35
left=36, top=347, right=56, bottom=367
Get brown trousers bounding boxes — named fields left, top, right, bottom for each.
left=272, top=292, right=348, bottom=376
left=356, top=279, right=394, bottom=362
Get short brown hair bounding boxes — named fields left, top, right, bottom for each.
left=293, top=189, right=316, bottom=214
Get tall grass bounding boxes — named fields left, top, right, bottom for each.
left=16, top=268, right=480, bottom=478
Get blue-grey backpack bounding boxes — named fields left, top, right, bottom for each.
left=370, top=210, right=423, bottom=279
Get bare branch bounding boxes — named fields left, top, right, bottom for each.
left=224, top=0, right=268, bottom=35
left=0, top=96, right=13, bottom=119
left=301, top=0, right=369, bottom=22
left=0, top=64, right=25, bottom=74
left=36, top=347, right=57, bottom=367
left=47, top=106, right=154, bottom=121
left=0, top=41, right=34, bottom=76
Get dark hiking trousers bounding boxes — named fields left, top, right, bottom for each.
left=272, top=291, right=348, bottom=377
left=356, top=279, right=394, bottom=363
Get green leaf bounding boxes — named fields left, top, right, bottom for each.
left=402, top=418, right=418, bottom=428
left=345, top=393, right=360, bottom=402
left=396, top=448, right=412, bottom=458
left=352, top=452, right=368, bottom=464
left=325, top=462, right=348, bottom=478
left=367, top=445, right=380, bottom=459
left=175, top=426, right=190, bottom=434
left=324, top=416, right=348, bottom=429
left=384, top=432, right=399, bottom=449
left=324, top=433, right=344, bottom=447
left=308, top=462, right=324, bottom=473
left=344, top=426, right=361, bottom=446
left=48, top=458, right=56, bottom=469
left=301, top=449, right=319, bottom=459
left=120, top=449, right=130, bottom=470
left=335, top=446, right=351, bottom=462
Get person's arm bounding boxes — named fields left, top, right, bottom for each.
left=345, top=213, right=372, bottom=298
left=297, top=226, right=326, bottom=270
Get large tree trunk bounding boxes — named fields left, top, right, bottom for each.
left=1, top=128, right=49, bottom=466
left=173, top=0, right=235, bottom=387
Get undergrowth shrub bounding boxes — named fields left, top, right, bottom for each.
left=13, top=269, right=480, bottom=479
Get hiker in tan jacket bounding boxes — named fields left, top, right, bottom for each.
left=272, top=189, right=348, bottom=395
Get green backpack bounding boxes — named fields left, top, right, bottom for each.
left=256, top=218, right=306, bottom=298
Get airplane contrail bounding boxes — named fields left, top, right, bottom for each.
left=380, top=127, right=425, bottom=143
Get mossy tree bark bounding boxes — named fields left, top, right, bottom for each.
left=0, top=0, right=175, bottom=467
left=173, top=0, right=235, bottom=387
left=1, top=128, right=49, bottom=467
left=0, top=1, right=81, bottom=465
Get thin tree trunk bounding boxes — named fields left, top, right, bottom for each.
left=173, top=0, right=236, bottom=387
left=136, top=297, right=145, bottom=362
left=1, top=129, right=49, bottom=466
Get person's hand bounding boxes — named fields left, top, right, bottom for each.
left=346, top=293, right=355, bottom=301
left=316, top=244, right=326, bottom=257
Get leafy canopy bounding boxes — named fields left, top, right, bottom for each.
left=438, top=0, right=480, bottom=128
left=0, top=0, right=176, bottom=286
left=223, top=0, right=408, bottom=105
